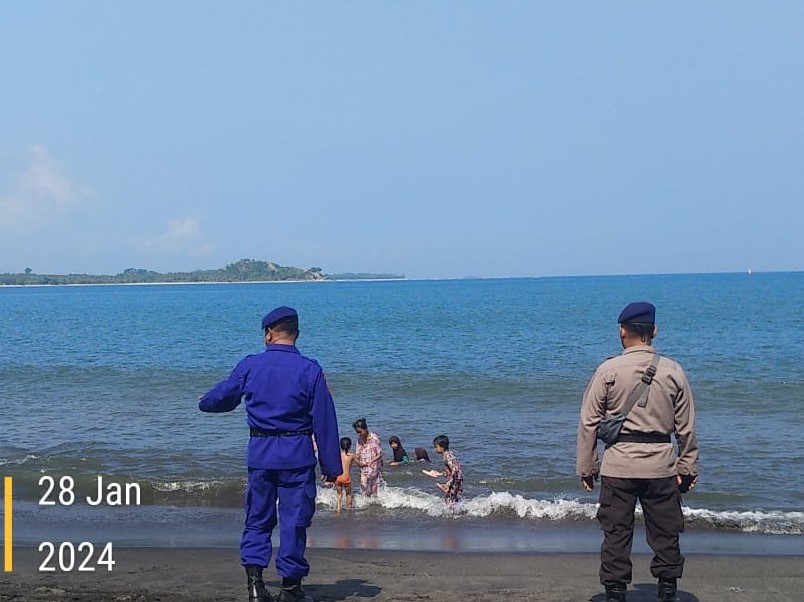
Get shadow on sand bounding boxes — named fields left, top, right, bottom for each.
left=306, top=578, right=382, bottom=601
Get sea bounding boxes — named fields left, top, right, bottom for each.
left=2, top=274, right=803, bottom=555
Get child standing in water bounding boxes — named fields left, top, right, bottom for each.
left=424, top=434, right=464, bottom=505
left=334, top=437, right=356, bottom=513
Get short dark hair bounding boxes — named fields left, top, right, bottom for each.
left=340, top=437, right=352, bottom=452
left=621, top=322, right=654, bottom=341
left=265, top=316, right=299, bottom=337
left=433, top=434, right=449, bottom=450
left=352, top=418, right=368, bottom=431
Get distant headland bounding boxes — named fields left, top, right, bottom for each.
left=0, top=259, right=405, bottom=285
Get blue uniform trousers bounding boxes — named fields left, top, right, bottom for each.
left=241, top=465, right=317, bottom=578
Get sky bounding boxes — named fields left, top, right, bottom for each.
left=1, top=2, right=802, bottom=279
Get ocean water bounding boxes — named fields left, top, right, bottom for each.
left=2, top=274, right=804, bottom=551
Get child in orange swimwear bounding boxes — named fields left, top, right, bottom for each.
left=334, top=437, right=356, bottom=513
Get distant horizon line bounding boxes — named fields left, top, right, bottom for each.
left=3, top=256, right=797, bottom=281
left=1, top=268, right=800, bottom=289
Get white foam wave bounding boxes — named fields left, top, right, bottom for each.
left=683, top=507, right=804, bottom=535
left=462, top=491, right=596, bottom=520
left=315, top=486, right=804, bottom=535
left=317, top=484, right=448, bottom=515
left=152, top=480, right=213, bottom=493
left=150, top=479, right=242, bottom=493
left=316, top=485, right=596, bottom=519
left=0, top=454, right=39, bottom=466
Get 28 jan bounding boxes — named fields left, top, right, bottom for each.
left=39, top=475, right=141, bottom=506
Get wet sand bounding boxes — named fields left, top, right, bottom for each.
left=2, top=547, right=803, bottom=601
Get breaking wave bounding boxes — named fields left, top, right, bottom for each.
left=316, top=485, right=804, bottom=535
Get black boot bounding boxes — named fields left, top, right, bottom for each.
left=245, top=565, right=274, bottom=602
left=604, top=582, right=627, bottom=602
left=277, top=577, right=314, bottom=602
left=657, top=578, right=678, bottom=602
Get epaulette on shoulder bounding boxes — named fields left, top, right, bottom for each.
left=300, top=353, right=322, bottom=368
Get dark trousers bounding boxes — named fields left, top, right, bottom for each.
left=597, top=476, right=685, bottom=586
left=241, top=466, right=317, bottom=578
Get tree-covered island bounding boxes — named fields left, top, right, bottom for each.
left=0, top=259, right=404, bottom=285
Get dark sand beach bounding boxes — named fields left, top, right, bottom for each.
left=2, top=547, right=803, bottom=602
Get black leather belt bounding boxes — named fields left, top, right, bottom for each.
left=618, top=432, right=671, bottom=443
left=250, top=427, right=313, bottom=437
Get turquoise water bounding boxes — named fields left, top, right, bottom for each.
left=2, top=274, right=804, bottom=544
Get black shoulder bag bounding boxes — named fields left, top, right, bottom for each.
left=596, top=354, right=660, bottom=447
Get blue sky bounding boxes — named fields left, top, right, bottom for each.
left=1, top=2, right=801, bottom=278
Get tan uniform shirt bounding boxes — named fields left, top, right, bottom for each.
left=576, top=345, right=699, bottom=479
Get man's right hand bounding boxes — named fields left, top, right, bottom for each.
left=677, top=474, right=698, bottom=493
left=581, top=474, right=598, bottom=492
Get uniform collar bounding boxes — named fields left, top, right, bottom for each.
left=622, top=344, right=655, bottom=355
left=266, top=343, right=300, bottom=354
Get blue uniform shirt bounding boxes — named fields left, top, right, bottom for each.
left=199, top=344, right=342, bottom=477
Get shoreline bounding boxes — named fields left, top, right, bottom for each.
left=3, top=271, right=801, bottom=289
left=0, top=279, right=334, bottom=288
left=4, top=271, right=800, bottom=289
left=3, top=547, right=803, bottom=601
left=0, top=278, right=413, bottom=288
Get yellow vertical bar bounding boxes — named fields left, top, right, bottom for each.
left=3, top=476, right=11, bottom=572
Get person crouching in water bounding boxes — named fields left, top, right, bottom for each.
left=427, top=434, right=464, bottom=505
left=388, top=435, right=410, bottom=465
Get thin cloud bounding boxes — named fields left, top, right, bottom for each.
left=0, top=145, right=92, bottom=231
left=140, top=216, right=213, bottom=257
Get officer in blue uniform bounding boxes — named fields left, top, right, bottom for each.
left=199, top=306, right=342, bottom=602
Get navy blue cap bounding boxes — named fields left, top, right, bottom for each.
left=618, top=301, right=655, bottom=324
left=261, top=306, right=298, bottom=330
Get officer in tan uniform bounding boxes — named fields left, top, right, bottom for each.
left=577, top=302, right=699, bottom=602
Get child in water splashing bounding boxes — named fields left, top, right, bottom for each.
left=424, top=434, right=464, bottom=505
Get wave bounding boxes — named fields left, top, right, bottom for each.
left=0, top=454, right=39, bottom=466
left=683, top=507, right=804, bottom=536
left=316, top=486, right=804, bottom=536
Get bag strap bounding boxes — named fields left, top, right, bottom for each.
left=619, top=353, right=660, bottom=416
